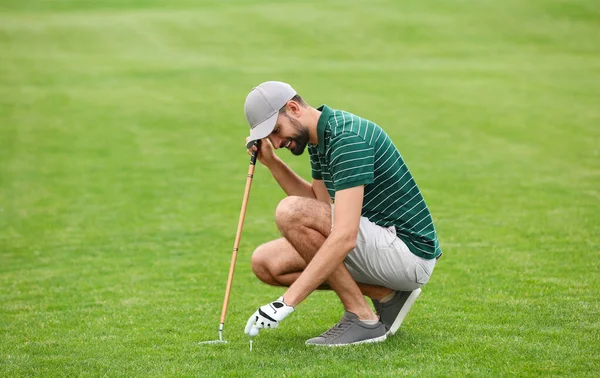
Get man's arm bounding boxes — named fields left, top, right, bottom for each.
left=312, top=179, right=332, bottom=204
left=281, top=185, right=364, bottom=306
left=266, top=155, right=316, bottom=198
left=252, top=138, right=331, bottom=201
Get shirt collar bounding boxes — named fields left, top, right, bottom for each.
left=316, top=104, right=332, bottom=154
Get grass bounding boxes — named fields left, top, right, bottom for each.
left=1, top=0, right=599, bottom=376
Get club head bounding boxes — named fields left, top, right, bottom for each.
left=198, top=339, right=228, bottom=345
left=199, top=326, right=226, bottom=345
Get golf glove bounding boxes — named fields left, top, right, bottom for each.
left=244, top=296, right=294, bottom=337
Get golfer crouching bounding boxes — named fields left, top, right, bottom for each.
left=243, top=81, right=442, bottom=346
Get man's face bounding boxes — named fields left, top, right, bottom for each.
left=268, top=111, right=309, bottom=156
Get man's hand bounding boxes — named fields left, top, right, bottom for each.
left=246, top=138, right=279, bottom=167
left=244, top=296, right=294, bottom=337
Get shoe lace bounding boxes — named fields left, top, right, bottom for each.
left=321, top=320, right=352, bottom=338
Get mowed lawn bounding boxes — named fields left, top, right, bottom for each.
left=1, top=0, right=599, bottom=376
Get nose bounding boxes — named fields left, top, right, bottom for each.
left=268, top=135, right=281, bottom=149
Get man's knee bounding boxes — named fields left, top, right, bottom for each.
left=251, top=244, right=276, bottom=285
left=275, top=196, right=303, bottom=229
left=275, top=196, right=331, bottom=237
left=276, top=196, right=319, bottom=234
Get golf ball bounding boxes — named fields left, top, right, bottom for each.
left=248, top=326, right=259, bottom=337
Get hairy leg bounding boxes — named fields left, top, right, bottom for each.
left=251, top=238, right=306, bottom=287
left=252, top=238, right=392, bottom=299
left=256, top=196, right=392, bottom=320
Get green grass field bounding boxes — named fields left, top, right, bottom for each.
left=1, top=0, right=599, bottom=376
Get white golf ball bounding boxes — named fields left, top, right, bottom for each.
left=248, top=326, right=259, bottom=337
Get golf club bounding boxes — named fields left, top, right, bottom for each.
left=199, top=141, right=260, bottom=345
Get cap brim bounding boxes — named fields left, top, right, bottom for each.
left=246, top=111, right=278, bottom=149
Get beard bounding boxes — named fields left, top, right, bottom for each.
left=288, top=116, right=310, bottom=156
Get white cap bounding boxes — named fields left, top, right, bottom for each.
left=244, top=81, right=296, bottom=149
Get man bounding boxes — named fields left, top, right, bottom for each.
left=243, top=81, right=442, bottom=346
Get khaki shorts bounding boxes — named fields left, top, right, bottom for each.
left=333, top=206, right=437, bottom=291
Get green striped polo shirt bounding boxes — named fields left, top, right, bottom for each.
left=308, top=105, right=442, bottom=259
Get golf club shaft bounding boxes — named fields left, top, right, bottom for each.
left=219, top=142, right=260, bottom=327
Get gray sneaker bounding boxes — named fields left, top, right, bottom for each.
left=305, top=311, right=386, bottom=346
left=372, top=288, right=421, bottom=336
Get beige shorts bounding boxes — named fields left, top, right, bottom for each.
left=333, top=206, right=437, bottom=291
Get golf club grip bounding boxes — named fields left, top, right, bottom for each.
left=250, top=140, right=261, bottom=165
left=219, top=155, right=257, bottom=325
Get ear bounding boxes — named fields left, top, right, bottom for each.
left=286, top=100, right=302, bottom=117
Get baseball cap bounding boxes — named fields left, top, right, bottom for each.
left=244, top=81, right=297, bottom=149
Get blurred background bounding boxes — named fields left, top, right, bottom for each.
left=1, top=0, right=598, bottom=376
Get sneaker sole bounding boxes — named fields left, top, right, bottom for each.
left=305, top=334, right=387, bottom=347
left=387, top=288, right=421, bottom=336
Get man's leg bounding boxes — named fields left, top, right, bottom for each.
left=252, top=238, right=392, bottom=299
left=251, top=237, right=305, bottom=287
left=258, top=196, right=392, bottom=321
left=251, top=197, right=431, bottom=337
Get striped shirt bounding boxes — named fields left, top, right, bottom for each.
left=308, top=105, right=442, bottom=259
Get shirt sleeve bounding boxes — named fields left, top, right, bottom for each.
left=328, top=133, right=374, bottom=191
left=308, top=144, right=322, bottom=180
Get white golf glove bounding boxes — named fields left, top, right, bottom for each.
left=244, top=296, right=294, bottom=337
